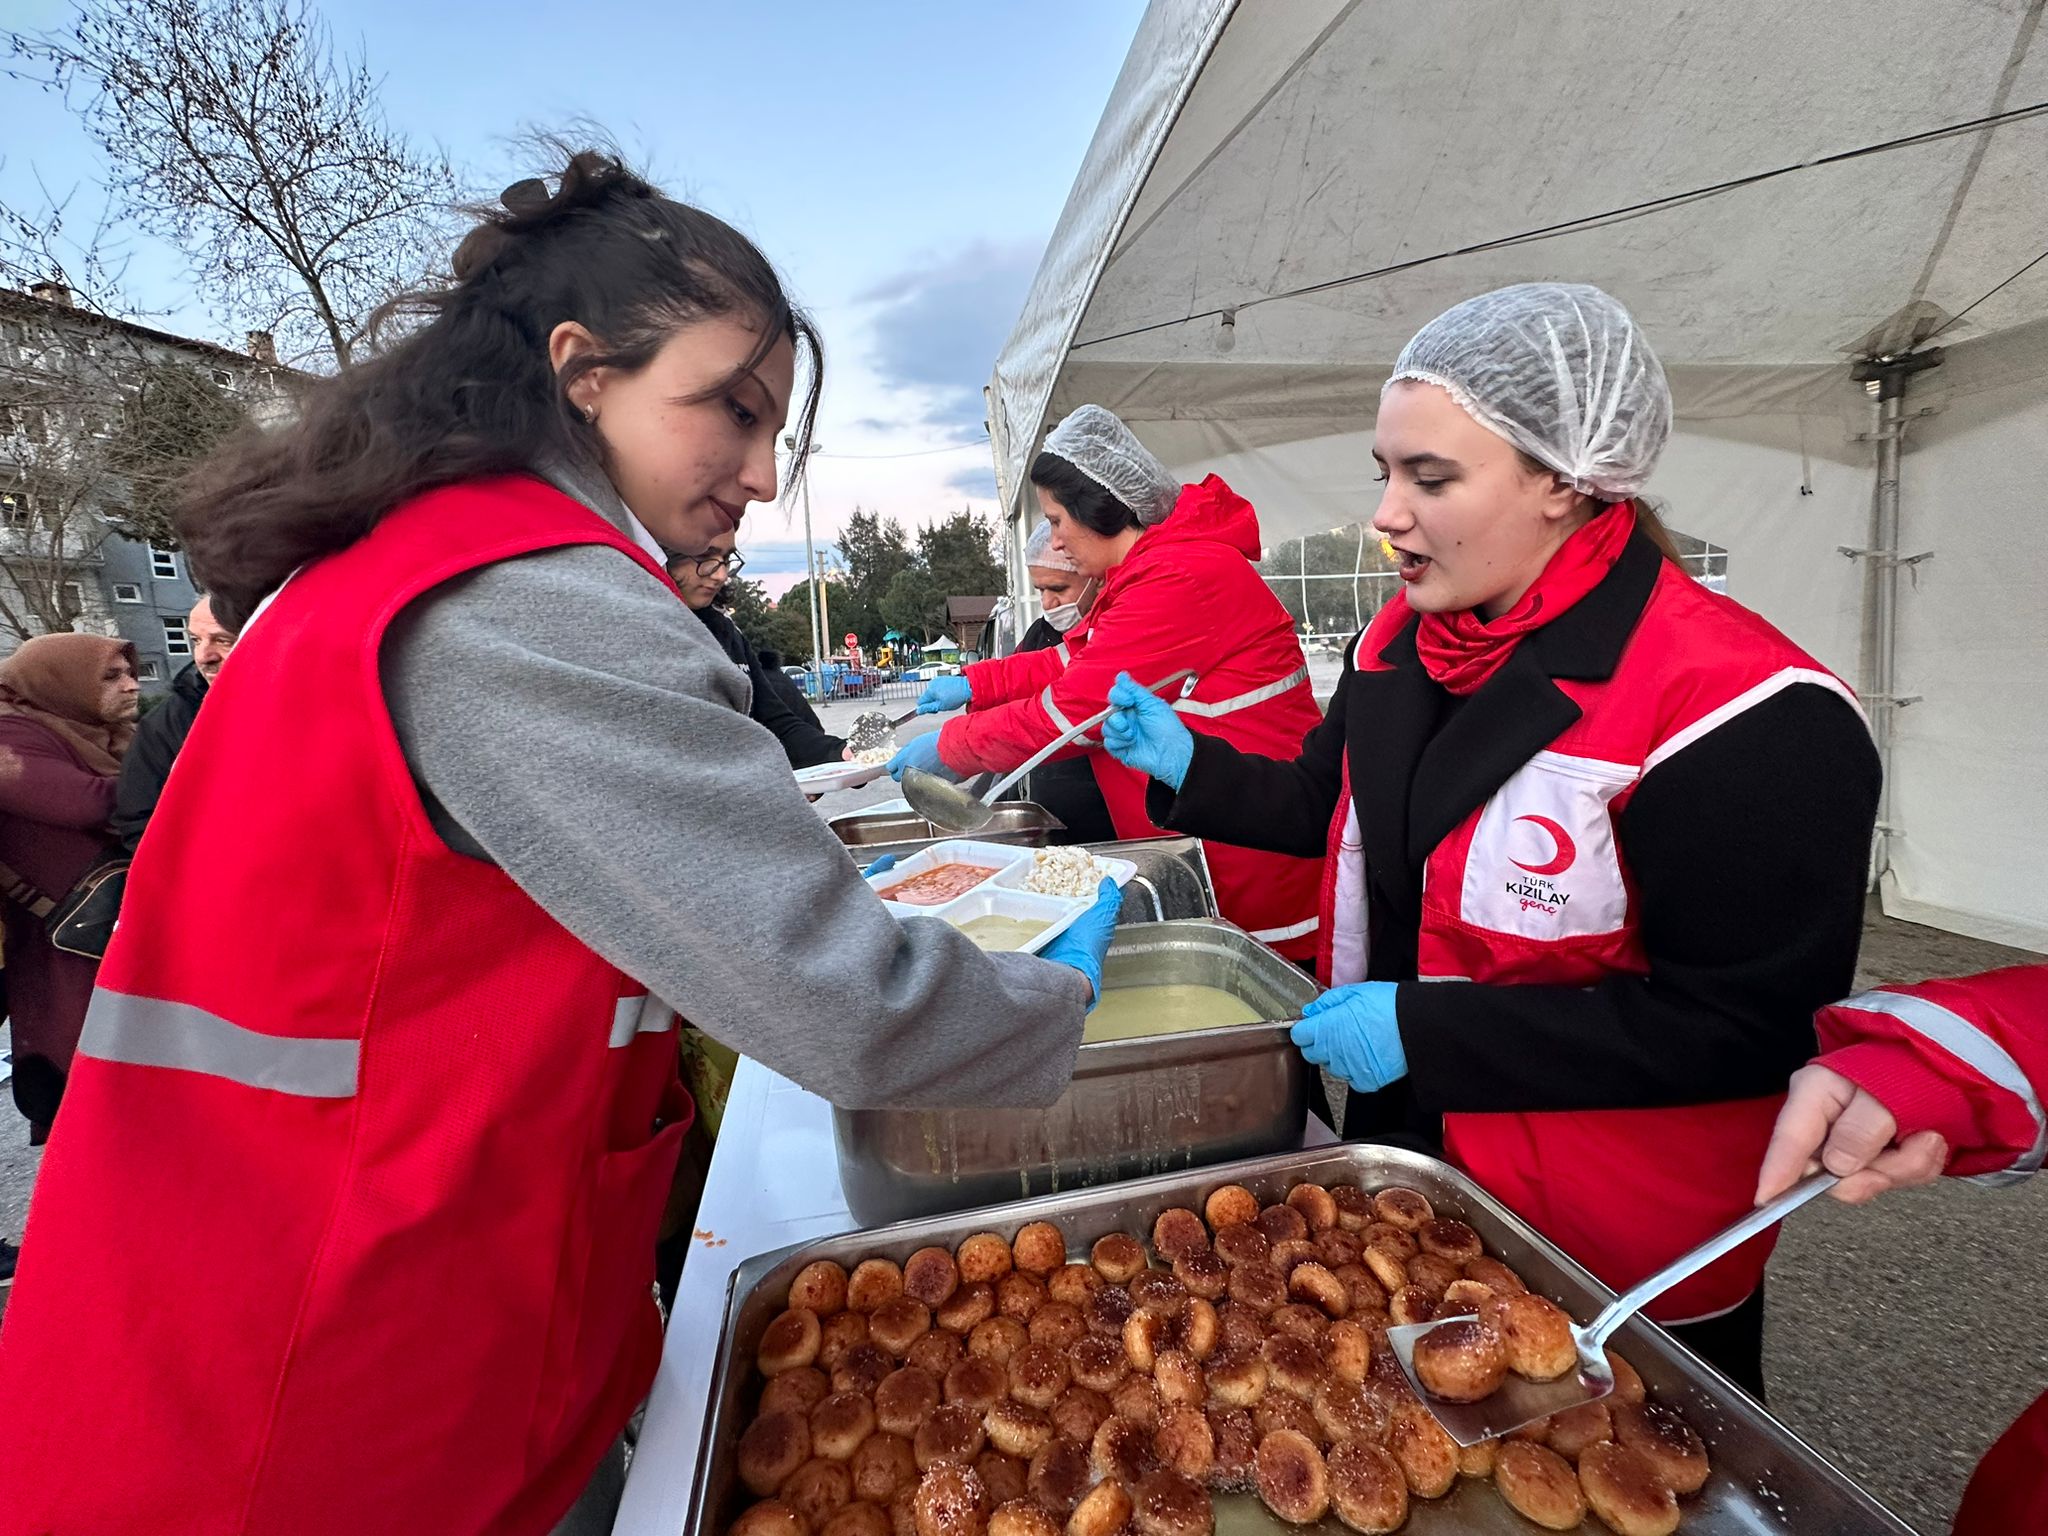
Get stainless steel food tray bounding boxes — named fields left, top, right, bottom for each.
left=688, top=1143, right=1916, bottom=1536
left=830, top=802, right=1065, bottom=855
left=832, top=919, right=1315, bottom=1224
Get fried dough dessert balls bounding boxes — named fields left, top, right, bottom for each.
left=1606, top=1348, right=1647, bottom=1407
left=873, top=1298, right=935, bottom=1359
left=1110, top=1375, right=1165, bottom=1430
left=1086, top=1285, right=1136, bottom=1339
left=1027, top=1439, right=1092, bottom=1518
left=969, top=1318, right=1031, bottom=1367
left=1153, top=1349, right=1204, bottom=1408
left=1328, top=1185, right=1375, bottom=1231
left=1066, top=1480, right=1132, bottom=1536
left=915, top=1403, right=989, bottom=1471
left=988, top=1499, right=1059, bottom=1536
left=1212, top=1224, right=1271, bottom=1270
left=1091, top=1414, right=1158, bottom=1486
left=821, top=1312, right=875, bottom=1372
left=854, top=1431, right=921, bottom=1503
left=1579, top=1441, right=1682, bottom=1536
left=1267, top=1303, right=1330, bottom=1344
left=1051, top=1386, right=1112, bottom=1447
left=1613, top=1401, right=1710, bottom=1495
left=835, top=1345, right=895, bottom=1398
left=730, top=1499, right=806, bottom=1536
left=1363, top=1222, right=1421, bottom=1261
left=1204, top=1349, right=1268, bottom=1407
left=850, top=1260, right=907, bottom=1314
left=823, top=1502, right=893, bottom=1536
left=889, top=1488, right=921, bottom=1536
left=1312, top=1377, right=1387, bottom=1446
left=1284, top=1184, right=1339, bottom=1233
left=1131, top=1469, right=1214, bottom=1536
left=1331, top=1265, right=1387, bottom=1319
left=944, top=1357, right=1009, bottom=1413
left=1070, top=1335, right=1130, bottom=1394
left=1361, top=1248, right=1411, bottom=1298
left=1206, top=1407, right=1259, bottom=1492
left=1128, top=1272, right=1189, bottom=1318
left=1226, top=1261, right=1287, bottom=1315
left=1153, top=1402, right=1216, bottom=1482
left=902, top=1248, right=962, bottom=1309
left=1090, top=1233, right=1147, bottom=1285
left=1011, top=1222, right=1067, bottom=1277
left=1462, top=1255, right=1528, bottom=1295
left=1405, top=1253, right=1462, bottom=1300
left=761, top=1366, right=832, bottom=1420
left=1544, top=1398, right=1613, bottom=1461
left=1371, top=1187, right=1432, bottom=1231
left=759, top=1309, right=823, bottom=1376
left=1416, top=1217, right=1484, bottom=1264
left=790, top=1260, right=850, bottom=1316
left=1027, top=1301, right=1087, bottom=1353
left=1456, top=1438, right=1499, bottom=1479
left=1217, top=1300, right=1266, bottom=1356
left=782, top=1459, right=855, bottom=1528
left=937, top=1282, right=997, bottom=1336
left=1287, top=1261, right=1350, bottom=1318
left=1123, top=1309, right=1168, bottom=1374
left=1007, top=1343, right=1070, bottom=1410
left=1321, top=1319, right=1372, bottom=1385
left=997, top=1274, right=1047, bottom=1323
left=1437, top=1279, right=1495, bottom=1316
left=1253, top=1429, right=1330, bottom=1524
left=1175, top=1297, right=1220, bottom=1360
left=1388, top=1286, right=1435, bottom=1327
left=985, top=1400, right=1054, bottom=1461
left=1252, top=1392, right=1322, bottom=1445
left=1267, top=1240, right=1317, bottom=1279
left=739, top=1409, right=812, bottom=1496
left=1256, top=1204, right=1310, bottom=1247
left=1385, top=1402, right=1458, bottom=1498
left=977, top=1454, right=1029, bottom=1511
left=1495, top=1441, right=1588, bottom=1530
left=1204, top=1184, right=1260, bottom=1231
left=1325, top=1441, right=1409, bottom=1535
left=1047, top=1263, right=1104, bottom=1309
left=1314, top=1229, right=1364, bottom=1271
left=1151, top=1208, right=1210, bottom=1263
left=812, top=1391, right=878, bottom=1461
left=1411, top=1317, right=1508, bottom=1403
left=1260, top=1333, right=1325, bottom=1400
left=1484, top=1293, right=1579, bottom=1382
left=957, top=1234, right=1014, bottom=1286
left=913, top=1464, right=990, bottom=1536
left=1171, top=1249, right=1229, bottom=1302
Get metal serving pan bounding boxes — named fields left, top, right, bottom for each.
left=688, top=1143, right=1916, bottom=1536
left=832, top=919, right=1317, bottom=1225
left=829, top=803, right=1065, bottom=855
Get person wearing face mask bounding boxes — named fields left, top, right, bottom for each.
left=893, top=403, right=1324, bottom=959
left=0, top=151, right=1120, bottom=1536
left=998, top=520, right=1115, bottom=843
left=110, top=595, right=239, bottom=854
left=1098, top=283, right=1880, bottom=1395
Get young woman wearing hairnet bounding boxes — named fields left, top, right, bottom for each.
left=892, top=405, right=1324, bottom=958
left=1099, top=284, right=1880, bottom=1393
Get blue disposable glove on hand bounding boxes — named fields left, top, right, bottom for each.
left=916, top=676, right=974, bottom=715
left=1039, top=878, right=1123, bottom=1005
left=861, top=855, right=898, bottom=878
left=1100, top=672, right=1196, bottom=791
left=1290, top=982, right=1408, bottom=1092
left=886, top=732, right=959, bottom=783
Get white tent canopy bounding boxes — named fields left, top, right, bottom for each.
left=989, top=0, right=2048, bottom=950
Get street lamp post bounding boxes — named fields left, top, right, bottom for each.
left=784, top=434, right=827, bottom=698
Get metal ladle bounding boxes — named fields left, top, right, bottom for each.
left=901, top=669, right=1197, bottom=834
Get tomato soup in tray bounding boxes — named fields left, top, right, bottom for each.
left=875, top=862, right=1001, bottom=906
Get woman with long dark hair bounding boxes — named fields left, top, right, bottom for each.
left=0, top=150, right=1118, bottom=1536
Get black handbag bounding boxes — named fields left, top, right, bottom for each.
left=0, top=851, right=129, bottom=961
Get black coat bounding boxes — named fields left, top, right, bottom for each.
left=110, top=663, right=208, bottom=855
left=1006, top=616, right=1117, bottom=844
left=694, top=606, right=845, bottom=769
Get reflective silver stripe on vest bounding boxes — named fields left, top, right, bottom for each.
left=1250, top=915, right=1320, bottom=943
left=610, top=994, right=676, bottom=1048
left=77, top=988, right=360, bottom=1099
left=1172, top=665, right=1310, bottom=720
left=1038, top=685, right=1078, bottom=736
left=1054, top=641, right=1071, bottom=665
left=1840, top=989, right=2048, bottom=1186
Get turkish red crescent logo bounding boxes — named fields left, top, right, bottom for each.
left=1511, top=814, right=1577, bottom=876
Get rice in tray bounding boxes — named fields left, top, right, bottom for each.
left=1023, top=845, right=1110, bottom=898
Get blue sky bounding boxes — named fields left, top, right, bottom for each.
left=1, top=0, right=1148, bottom=591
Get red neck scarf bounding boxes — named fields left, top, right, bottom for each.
left=1413, top=503, right=1636, bottom=695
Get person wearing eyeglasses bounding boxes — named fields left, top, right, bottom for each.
left=668, top=527, right=845, bottom=768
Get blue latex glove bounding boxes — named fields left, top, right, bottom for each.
left=1290, top=983, right=1408, bottom=1092
left=886, top=732, right=959, bottom=783
left=916, top=676, right=974, bottom=714
left=862, top=855, right=898, bottom=878
left=1038, top=878, right=1123, bottom=1005
left=1100, top=672, right=1195, bottom=790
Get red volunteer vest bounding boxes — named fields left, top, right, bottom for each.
left=0, top=476, right=691, bottom=1535
left=1323, top=560, right=1861, bottom=1321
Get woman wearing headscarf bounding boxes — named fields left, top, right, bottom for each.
left=0, top=634, right=140, bottom=1141
left=1001, top=520, right=1115, bottom=843
left=1099, top=284, right=1880, bottom=1394
left=892, top=405, right=1324, bottom=958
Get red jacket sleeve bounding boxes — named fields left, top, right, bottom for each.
left=965, top=645, right=1066, bottom=709
left=1815, top=965, right=2048, bottom=1182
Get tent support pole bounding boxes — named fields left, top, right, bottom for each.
left=1849, top=349, right=1943, bottom=889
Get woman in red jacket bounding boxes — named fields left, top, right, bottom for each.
left=889, top=403, right=1324, bottom=957
left=1101, top=284, right=1880, bottom=1394
left=1756, top=966, right=2048, bottom=1535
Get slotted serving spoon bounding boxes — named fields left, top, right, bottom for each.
left=1386, top=1170, right=1839, bottom=1445
left=901, top=669, right=1196, bottom=834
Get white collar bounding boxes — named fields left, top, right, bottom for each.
left=621, top=507, right=668, bottom=568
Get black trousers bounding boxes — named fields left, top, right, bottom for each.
left=1665, top=1285, right=1768, bottom=1402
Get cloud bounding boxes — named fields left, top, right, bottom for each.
left=860, top=239, right=1041, bottom=435
left=944, top=463, right=999, bottom=501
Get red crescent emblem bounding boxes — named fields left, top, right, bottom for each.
left=1511, top=814, right=1577, bottom=876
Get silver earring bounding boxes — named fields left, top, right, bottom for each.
left=582, top=405, right=597, bottom=424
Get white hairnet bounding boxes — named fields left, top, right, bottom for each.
left=1042, top=404, right=1181, bottom=526
left=1384, top=283, right=1671, bottom=500
left=1023, top=519, right=1080, bottom=572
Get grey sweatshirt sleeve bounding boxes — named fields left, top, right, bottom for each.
left=380, top=543, right=1089, bottom=1110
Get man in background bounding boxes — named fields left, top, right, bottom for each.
left=110, top=596, right=236, bottom=854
